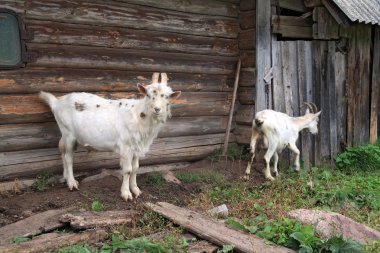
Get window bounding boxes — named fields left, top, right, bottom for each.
left=0, top=8, right=29, bottom=69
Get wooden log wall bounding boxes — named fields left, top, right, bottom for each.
left=0, top=0, right=240, bottom=180
left=234, top=0, right=256, bottom=144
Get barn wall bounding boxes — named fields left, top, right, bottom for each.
left=0, top=0, right=240, bottom=180
left=234, top=0, right=256, bottom=144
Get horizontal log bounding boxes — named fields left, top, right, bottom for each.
left=235, top=105, right=254, bottom=125
left=0, top=0, right=25, bottom=13
left=239, top=68, right=256, bottom=87
left=28, top=20, right=238, bottom=57
left=0, top=92, right=232, bottom=124
left=234, top=125, right=252, bottom=145
left=0, top=68, right=233, bottom=94
left=240, top=50, right=256, bottom=68
left=27, top=44, right=237, bottom=75
left=240, top=0, right=256, bottom=11
left=0, top=116, right=231, bottom=152
left=273, top=25, right=313, bottom=39
left=113, top=0, right=238, bottom=17
left=238, top=87, right=255, bottom=105
left=0, top=133, right=233, bottom=180
left=239, top=10, right=256, bottom=30
left=25, top=0, right=238, bottom=38
left=272, top=15, right=313, bottom=27
left=239, top=29, right=255, bottom=50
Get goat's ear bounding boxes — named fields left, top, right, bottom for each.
left=313, top=111, right=322, bottom=118
left=170, top=91, right=181, bottom=99
left=161, top=73, right=168, bottom=85
left=152, top=72, right=159, bottom=83
left=137, top=84, right=147, bottom=95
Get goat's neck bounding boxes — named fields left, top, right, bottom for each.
left=292, top=114, right=314, bottom=132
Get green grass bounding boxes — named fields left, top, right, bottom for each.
left=147, top=172, right=166, bottom=186
left=57, top=244, right=94, bottom=253
left=91, top=201, right=103, bottom=212
left=208, top=143, right=250, bottom=162
left=32, top=171, right=54, bottom=192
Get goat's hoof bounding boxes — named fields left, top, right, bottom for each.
left=131, top=186, right=142, bottom=198
left=121, top=190, right=133, bottom=202
left=67, top=179, right=79, bottom=191
left=265, top=176, right=275, bottom=181
left=243, top=174, right=250, bottom=181
left=273, top=171, right=279, bottom=177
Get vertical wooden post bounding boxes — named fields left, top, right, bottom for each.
left=256, top=0, right=272, bottom=111
left=370, top=27, right=379, bottom=144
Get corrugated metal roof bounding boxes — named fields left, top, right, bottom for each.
left=331, top=0, right=380, bottom=25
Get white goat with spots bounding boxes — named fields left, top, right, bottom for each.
left=244, top=103, right=321, bottom=181
left=39, top=73, right=181, bottom=202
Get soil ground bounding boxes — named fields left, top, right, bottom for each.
left=0, top=159, right=265, bottom=228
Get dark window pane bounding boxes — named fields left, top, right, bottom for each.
left=0, top=12, right=21, bottom=66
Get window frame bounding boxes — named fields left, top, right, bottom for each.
left=0, top=8, right=28, bottom=69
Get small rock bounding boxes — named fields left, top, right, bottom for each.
left=207, top=204, right=228, bottom=218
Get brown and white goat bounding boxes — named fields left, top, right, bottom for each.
left=39, top=73, right=181, bottom=202
left=244, top=103, right=321, bottom=181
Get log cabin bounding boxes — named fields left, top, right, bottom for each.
left=0, top=0, right=379, bottom=181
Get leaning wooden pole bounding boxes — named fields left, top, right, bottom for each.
left=222, top=59, right=241, bottom=156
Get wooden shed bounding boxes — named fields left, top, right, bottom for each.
left=0, top=0, right=379, bottom=181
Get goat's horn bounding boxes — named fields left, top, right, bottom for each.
left=160, top=73, right=168, bottom=85
left=310, top=102, right=318, bottom=113
left=152, top=72, right=159, bottom=83
left=304, top=102, right=314, bottom=113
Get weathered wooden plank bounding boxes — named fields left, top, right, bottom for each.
left=0, top=0, right=25, bottom=12
left=24, top=0, right=238, bottom=38
left=0, top=230, right=106, bottom=253
left=0, top=208, right=74, bottom=245
left=335, top=51, right=347, bottom=151
left=256, top=0, right=271, bottom=111
left=273, top=25, right=313, bottom=39
left=327, top=41, right=338, bottom=157
left=235, top=105, right=255, bottom=125
left=240, top=50, right=256, bottom=68
left=312, top=41, right=322, bottom=165
left=346, top=29, right=356, bottom=146
left=27, top=44, right=236, bottom=75
left=0, top=134, right=230, bottom=179
left=145, top=202, right=296, bottom=253
left=28, top=21, right=238, bottom=57
left=271, top=36, right=285, bottom=112
left=313, top=7, right=339, bottom=40
left=281, top=41, right=295, bottom=116
left=113, top=0, right=238, bottom=17
left=239, top=29, right=256, bottom=50
left=272, top=15, right=313, bottom=27
left=370, top=27, right=380, bottom=143
left=0, top=68, right=233, bottom=94
left=0, top=92, right=232, bottom=124
left=240, top=0, right=256, bottom=11
left=238, top=87, right=255, bottom=105
left=304, top=0, right=322, bottom=7
left=239, top=68, right=256, bottom=87
left=239, top=10, right=256, bottom=30
left=0, top=116, right=230, bottom=152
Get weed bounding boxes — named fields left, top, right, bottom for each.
left=32, top=171, right=54, bottom=192
left=9, top=236, right=31, bottom=244
left=217, top=244, right=234, bottom=253
left=147, top=172, right=165, bottom=186
left=57, top=244, right=94, bottom=253
left=365, top=239, right=380, bottom=253
left=335, top=142, right=380, bottom=172
left=208, top=143, right=250, bottom=162
left=91, top=201, right=103, bottom=212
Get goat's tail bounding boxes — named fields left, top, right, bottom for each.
left=39, top=91, right=58, bottom=110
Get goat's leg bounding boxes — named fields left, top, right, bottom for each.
left=244, top=129, right=259, bottom=180
left=129, top=155, right=142, bottom=198
left=120, top=155, right=133, bottom=201
left=60, top=136, right=79, bottom=190
left=288, top=143, right=301, bottom=171
left=263, top=143, right=276, bottom=181
left=272, top=152, right=279, bottom=177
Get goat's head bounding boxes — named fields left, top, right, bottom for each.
left=304, top=102, right=321, bottom=134
left=137, top=73, right=181, bottom=121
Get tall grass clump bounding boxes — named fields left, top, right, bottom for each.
left=335, top=141, right=380, bottom=172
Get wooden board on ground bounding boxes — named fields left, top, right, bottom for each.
left=0, top=230, right=106, bottom=253
left=60, top=210, right=136, bottom=229
left=145, top=202, right=296, bottom=253
left=0, top=207, right=74, bottom=245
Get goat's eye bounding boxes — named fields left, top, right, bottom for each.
left=153, top=90, right=157, bottom=94
left=161, top=94, right=164, bottom=97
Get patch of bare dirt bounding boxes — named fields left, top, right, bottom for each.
left=0, top=159, right=265, bottom=228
